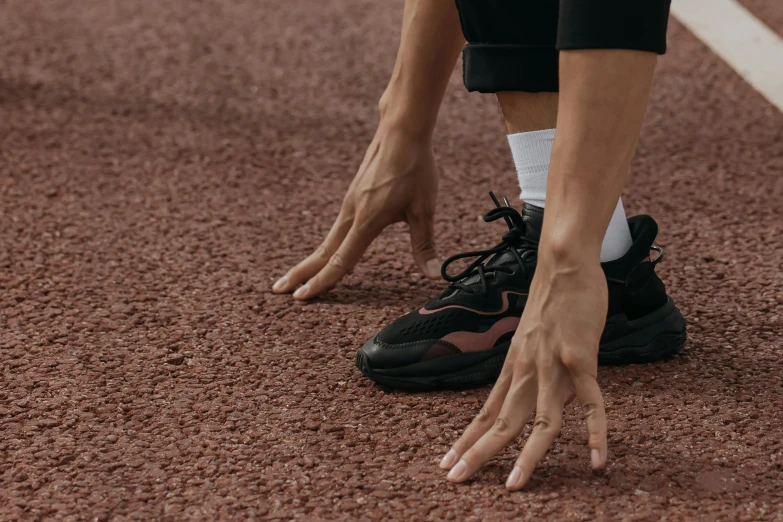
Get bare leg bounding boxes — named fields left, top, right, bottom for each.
left=496, top=92, right=557, bottom=134
left=380, top=0, right=466, bottom=137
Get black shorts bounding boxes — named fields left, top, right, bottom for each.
left=455, top=0, right=672, bottom=93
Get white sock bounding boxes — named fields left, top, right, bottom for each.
left=507, top=129, right=633, bottom=262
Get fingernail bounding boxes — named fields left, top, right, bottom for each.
left=591, top=449, right=601, bottom=469
left=506, top=466, right=522, bottom=489
left=272, top=275, right=289, bottom=292
left=424, top=258, right=441, bottom=278
left=447, top=459, right=467, bottom=481
left=293, top=284, right=309, bottom=300
left=439, top=449, right=457, bottom=470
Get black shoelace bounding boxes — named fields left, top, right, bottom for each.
left=441, top=193, right=538, bottom=297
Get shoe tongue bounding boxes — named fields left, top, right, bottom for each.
left=454, top=203, right=542, bottom=288
left=482, top=203, right=541, bottom=269
left=521, top=203, right=544, bottom=241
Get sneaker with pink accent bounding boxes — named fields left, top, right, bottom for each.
left=355, top=194, right=686, bottom=391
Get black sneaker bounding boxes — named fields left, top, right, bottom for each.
left=355, top=194, right=687, bottom=391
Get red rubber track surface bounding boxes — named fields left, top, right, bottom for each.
left=1, top=1, right=782, bottom=520
left=739, top=0, right=783, bottom=35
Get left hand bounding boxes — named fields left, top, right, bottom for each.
left=438, top=258, right=609, bottom=490
left=271, top=125, right=441, bottom=300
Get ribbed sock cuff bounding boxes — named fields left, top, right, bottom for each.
left=508, top=129, right=555, bottom=207
left=508, top=128, right=632, bottom=261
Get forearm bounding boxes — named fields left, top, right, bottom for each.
left=379, top=0, right=465, bottom=138
left=539, top=50, right=658, bottom=265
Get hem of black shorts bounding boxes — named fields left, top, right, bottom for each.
left=462, top=44, right=559, bottom=94
left=557, top=42, right=667, bottom=55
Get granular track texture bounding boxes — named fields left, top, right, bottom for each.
left=1, top=1, right=782, bottom=520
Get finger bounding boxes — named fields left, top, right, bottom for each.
left=561, top=345, right=606, bottom=470
left=272, top=210, right=353, bottom=294
left=446, top=371, right=537, bottom=483
left=570, top=371, right=607, bottom=471
left=439, top=367, right=512, bottom=472
left=293, top=224, right=377, bottom=300
left=506, top=376, right=567, bottom=491
left=407, top=211, right=440, bottom=280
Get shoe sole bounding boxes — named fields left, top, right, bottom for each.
left=355, top=297, right=687, bottom=392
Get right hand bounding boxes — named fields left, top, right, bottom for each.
left=272, top=125, right=441, bottom=300
left=441, top=257, right=609, bottom=490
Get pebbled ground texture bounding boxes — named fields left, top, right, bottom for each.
left=1, top=1, right=782, bottom=520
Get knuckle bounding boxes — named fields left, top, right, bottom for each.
left=560, top=353, right=579, bottom=372
left=475, top=407, right=493, bottom=425
left=533, top=416, right=550, bottom=431
left=328, top=251, right=346, bottom=270
left=492, top=416, right=511, bottom=435
left=561, top=352, right=585, bottom=373
left=561, top=345, right=596, bottom=374
left=412, top=238, right=436, bottom=255
left=533, top=415, right=561, bottom=435
left=316, top=243, right=333, bottom=261
left=582, top=402, right=599, bottom=419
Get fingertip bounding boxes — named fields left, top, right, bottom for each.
left=439, top=449, right=458, bottom=470
left=590, top=448, right=606, bottom=470
left=446, top=459, right=468, bottom=483
left=272, top=275, right=290, bottom=293
left=423, top=258, right=441, bottom=279
left=505, top=466, right=523, bottom=491
left=292, top=283, right=311, bottom=300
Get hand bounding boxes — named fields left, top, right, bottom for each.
left=272, top=124, right=441, bottom=300
left=439, top=258, right=608, bottom=490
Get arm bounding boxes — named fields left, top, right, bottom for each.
left=509, top=49, right=658, bottom=486
left=440, top=49, right=659, bottom=490
left=542, top=50, right=657, bottom=264
left=379, top=0, right=466, bottom=138
left=273, top=0, right=465, bottom=299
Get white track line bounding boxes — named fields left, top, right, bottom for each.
left=672, top=0, right=783, bottom=113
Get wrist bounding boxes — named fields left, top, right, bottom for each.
left=538, top=235, right=602, bottom=271
left=533, top=242, right=606, bottom=299
left=536, top=201, right=610, bottom=268
left=378, top=89, right=438, bottom=140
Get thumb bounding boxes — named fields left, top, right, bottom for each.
left=408, top=212, right=441, bottom=280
